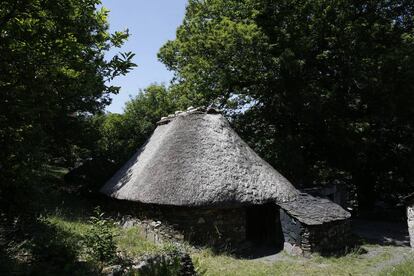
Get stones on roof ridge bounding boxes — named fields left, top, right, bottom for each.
left=156, top=106, right=220, bottom=125
left=207, top=107, right=219, bottom=114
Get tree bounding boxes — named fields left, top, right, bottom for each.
left=122, top=84, right=178, bottom=150
left=0, top=0, right=135, bottom=207
left=159, top=0, right=414, bottom=211
left=91, top=84, right=177, bottom=166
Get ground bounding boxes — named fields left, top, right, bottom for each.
left=49, top=213, right=414, bottom=275
left=3, top=167, right=414, bottom=275
left=192, top=244, right=413, bottom=275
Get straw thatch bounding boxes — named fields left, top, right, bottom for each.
left=101, top=108, right=299, bottom=207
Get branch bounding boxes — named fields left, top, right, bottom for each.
left=0, top=0, right=28, bottom=31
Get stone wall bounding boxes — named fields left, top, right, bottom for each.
left=280, top=209, right=304, bottom=247
left=408, top=205, right=414, bottom=248
left=280, top=209, right=306, bottom=255
left=102, top=251, right=196, bottom=276
left=280, top=209, right=351, bottom=255
left=105, top=199, right=246, bottom=248
left=106, top=199, right=351, bottom=254
left=306, top=219, right=351, bottom=254
left=162, top=206, right=246, bottom=248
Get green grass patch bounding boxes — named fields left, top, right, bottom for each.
left=47, top=214, right=162, bottom=257
left=191, top=245, right=398, bottom=276
left=380, top=256, right=414, bottom=276
left=116, top=226, right=161, bottom=256
left=47, top=215, right=93, bottom=236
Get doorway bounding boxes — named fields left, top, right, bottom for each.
left=246, top=203, right=283, bottom=248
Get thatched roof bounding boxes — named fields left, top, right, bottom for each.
left=101, top=107, right=299, bottom=207
left=101, top=107, right=350, bottom=224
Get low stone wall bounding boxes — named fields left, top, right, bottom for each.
left=132, top=251, right=196, bottom=276
left=102, top=251, right=196, bottom=276
left=106, top=199, right=246, bottom=249
left=408, top=205, right=414, bottom=248
left=162, top=206, right=246, bottom=248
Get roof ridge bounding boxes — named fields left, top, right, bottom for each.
left=157, top=106, right=220, bottom=125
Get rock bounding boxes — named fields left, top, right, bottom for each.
left=132, top=261, right=147, bottom=270
left=175, top=110, right=183, bottom=115
left=178, top=252, right=197, bottom=276
left=150, top=221, right=162, bottom=228
left=174, top=233, right=184, bottom=240
left=122, top=219, right=138, bottom=229
left=101, top=265, right=122, bottom=276
left=207, top=107, right=219, bottom=114
left=127, top=251, right=196, bottom=275
left=187, top=106, right=194, bottom=111
left=408, top=205, right=414, bottom=248
left=284, top=242, right=303, bottom=256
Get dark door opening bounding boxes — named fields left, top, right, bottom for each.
left=246, top=203, right=283, bottom=248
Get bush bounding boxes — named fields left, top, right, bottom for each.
left=82, top=208, right=117, bottom=265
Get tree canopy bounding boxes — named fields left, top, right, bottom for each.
left=159, top=0, right=414, bottom=210
left=94, top=84, right=177, bottom=165
left=0, top=0, right=135, bottom=206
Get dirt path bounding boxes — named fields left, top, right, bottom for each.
left=368, top=245, right=412, bottom=273
left=252, top=219, right=413, bottom=274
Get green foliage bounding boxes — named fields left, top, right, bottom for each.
left=0, top=0, right=136, bottom=208
left=122, top=84, right=178, bottom=147
left=82, top=208, right=117, bottom=264
left=159, top=0, right=414, bottom=210
left=92, top=84, right=178, bottom=165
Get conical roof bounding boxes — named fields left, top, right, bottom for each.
left=100, top=108, right=300, bottom=207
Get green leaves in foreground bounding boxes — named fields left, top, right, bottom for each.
left=83, top=208, right=117, bottom=265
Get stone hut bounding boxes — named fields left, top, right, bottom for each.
left=405, top=193, right=414, bottom=249
left=101, top=107, right=351, bottom=255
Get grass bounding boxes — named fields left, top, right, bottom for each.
left=47, top=215, right=93, bottom=236
left=41, top=166, right=413, bottom=276
left=380, top=257, right=414, bottom=276
left=190, top=244, right=412, bottom=276
left=116, top=227, right=161, bottom=256
left=47, top=214, right=164, bottom=257
left=5, top=166, right=413, bottom=276
left=43, top=202, right=414, bottom=276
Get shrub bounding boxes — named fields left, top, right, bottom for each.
left=82, top=208, right=117, bottom=265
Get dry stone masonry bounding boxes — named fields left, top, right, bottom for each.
left=407, top=197, right=414, bottom=249
left=409, top=207, right=414, bottom=248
